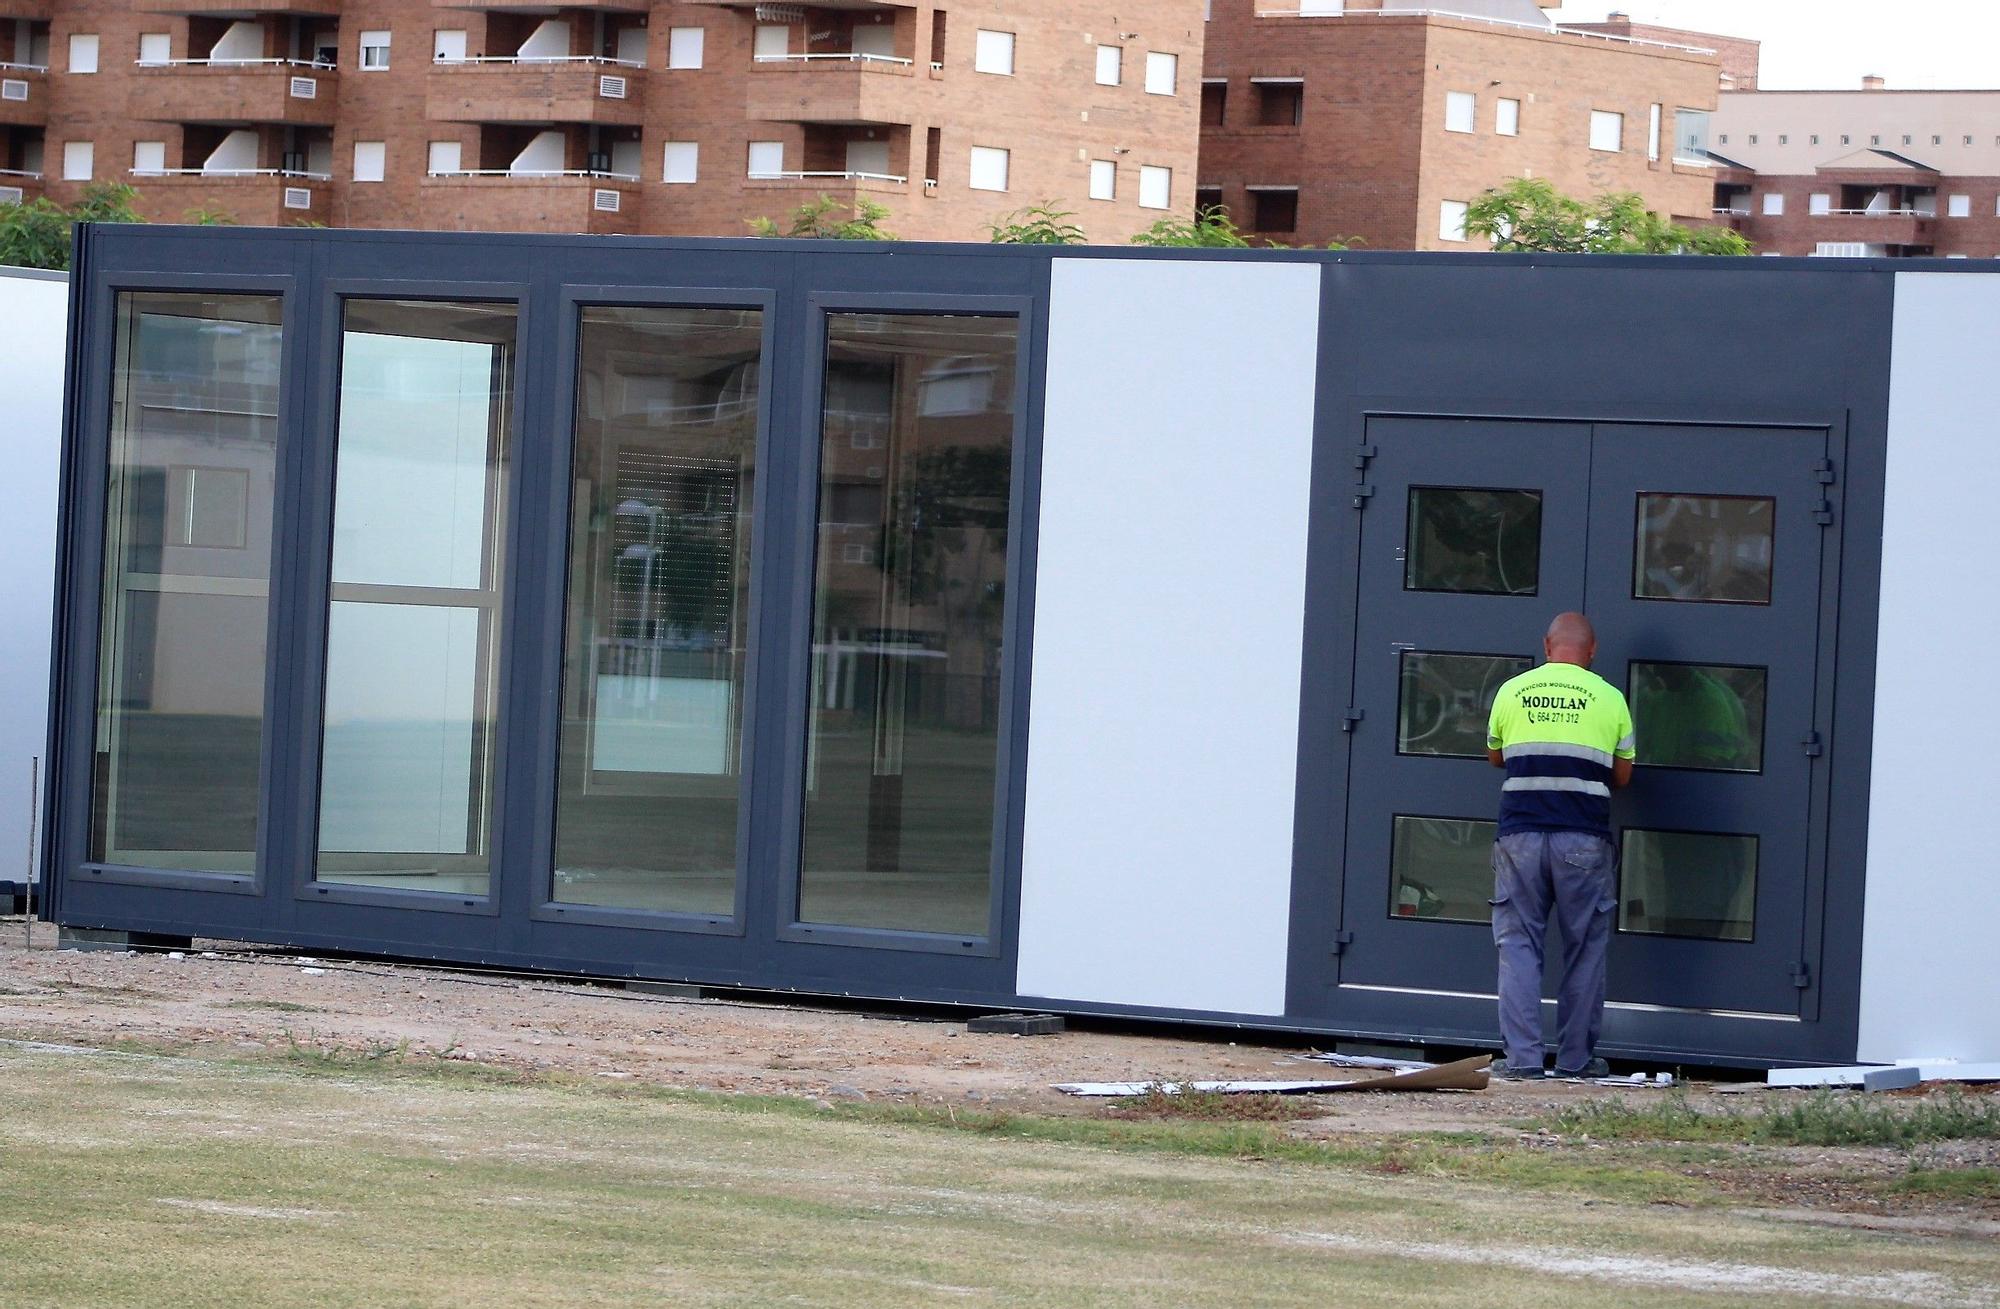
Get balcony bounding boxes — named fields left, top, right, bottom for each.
left=134, top=0, right=340, bottom=14
left=1806, top=210, right=1939, bottom=248
left=130, top=169, right=331, bottom=226
left=0, top=65, right=45, bottom=128
left=0, top=169, right=42, bottom=207
left=746, top=54, right=918, bottom=125
left=131, top=60, right=338, bottom=127
left=428, top=58, right=644, bottom=126
left=434, top=0, right=646, bottom=9
left=418, top=171, right=641, bottom=235
left=743, top=170, right=909, bottom=223
left=0, top=0, right=51, bottom=18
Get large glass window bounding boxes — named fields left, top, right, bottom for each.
left=1397, top=652, right=1532, bottom=758
left=314, top=300, right=517, bottom=897
left=1390, top=816, right=1496, bottom=924
left=92, top=293, right=283, bottom=872
left=1619, top=829, right=1757, bottom=942
left=1633, top=494, right=1774, bottom=604
left=798, top=313, right=1019, bottom=936
left=552, top=307, right=763, bottom=915
left=1630, top=661, right=1766, bottom=772
left=1405, top=487, right=1541, bottom=596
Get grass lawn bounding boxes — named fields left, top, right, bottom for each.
left=3, top=1042, right=1998, bottom=1308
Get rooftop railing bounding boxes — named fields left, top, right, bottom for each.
left=1250, top=7, right=1718, bottom=55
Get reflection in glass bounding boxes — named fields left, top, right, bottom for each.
left=1398, top=652, right=1534, bottom=758
left=1634, top=494, right=1774, bottom=604
left=1619, top=829, right=1757, bottom=941
left=92, top=294, right=283, bottom=872
left=315, top=300, right=517, bottom=896
left=1405, top=487, right=1541, bottom=595
left=799, top=313, right=1019, bottom=936
left=1630, top=662, right=1765, bottom=772
left=552, top=307, right=763, bottom=915
left=1390, top=816, right=1498, bottom=924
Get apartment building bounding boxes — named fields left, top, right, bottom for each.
left=1197, top=0, right=1724, bottom=251
left=1709, top=82, right=2000, bottom=259
left=1565, top=8, right=1759, bottom=91
left=0, top=0, right=1201, bottom=242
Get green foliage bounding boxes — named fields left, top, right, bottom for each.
left=0, top=181, right=146, bottom=271
left=1466, top=177, right=1753, bottom=255
left=988, top=203, right=1087, bottom=245
left=183, top=206, right=239, bottom=226
left=747, top=194, right=896, bottom=240
left=1534, top=1088, right=2000, bottom=1148
left=1129, top=204, right=1354, bottom=250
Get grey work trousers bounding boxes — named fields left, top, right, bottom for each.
left=1491, top=830, right=1617, bottom=1074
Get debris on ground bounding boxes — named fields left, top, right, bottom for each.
left=1056, top=1054, right=1493, bottom=1096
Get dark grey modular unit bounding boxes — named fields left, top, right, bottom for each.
left=43, top=224, right=2000, bottom=1066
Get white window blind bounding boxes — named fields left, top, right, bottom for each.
left=667, top=28, right=705, bottom=69
left=62, top=140, right=93, bottom=180
left=1095, top=45, right=1121, bottom=86
left=1089, top=159, right=1115, bottom=201
left=132, top=141, right=165, bottom=173
left=1809, top=193, right=1831, bottom=215
left=1138, top=164, right=1171, bottom=210
left=433, top=30, right=467, bottom=63
left=360, top=30, right=390, bottom=70
left=137, top=34, right=170, bottom=66
left=1444, top=91, right=1475, bottom=134
left=753, top=25, right=788, bottom=60
left=663, top=142, right=698, bottom=184
left=969, top=145, right=1010, bottom=192
left=352, top=141, right=385, bottom=182
left=426, top=141, right=461, bottom=175
left=747, top=141, right=784, bottom=178
left=1762, top=192, right=1784, bottom=216
left=1440, top=200, right=1469, bottom=242
left=1948, top=194, right=1971, bottom=218
left=68, top=34, right=98, bottom=74
left=1145, top=51, right=1178, bottom=96
left=974, top=30, right=1015, bottom=75
left=1496, top=98, right=1520, bottom=137
left=1590, top=110, right=1623, bottom=153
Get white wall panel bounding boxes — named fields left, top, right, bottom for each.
left=1859, top=272, right=2000, bottom=1061
left=1016, top=257, right=1321, bottom=1016
left=0, top=269, right=65, bottom=889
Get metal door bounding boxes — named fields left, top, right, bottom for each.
left=1334, top=418, right=1833, bottom=1018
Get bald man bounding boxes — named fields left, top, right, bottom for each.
left=1483, top=613, right=1636, bottom=1080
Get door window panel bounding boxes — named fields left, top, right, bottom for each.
left=1633, top=494, right=1774, bottom=604
left=1630, top=661, right=1766, bottom=772
left=552, top=306, right=763, bottom=916
left=798, top=312, right=1019, bottom=937
left=1405, top=487, right=1541, bottom=596
left=92, top=293, right=283, bottom=872
left=1397, top=652, right=1532, bottom=758
left=1618, top=829, right=1757, bottom=941
left=1390, top=816, right=1496, bottom=923
left=314, top=300, right=516, bottom=897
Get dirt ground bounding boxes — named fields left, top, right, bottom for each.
left=4, top=916, right=1996, bottom=1228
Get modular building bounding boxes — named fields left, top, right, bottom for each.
left=39, top=224, right=2000, bottom=1067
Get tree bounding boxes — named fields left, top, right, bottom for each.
left=747, top=194, right=896, bottom=240
left=0, top=182, right=146, bottom=271
left=1465, top=177, right=1752, bottom=255
left=988, top=203, right=1087, bottom=245
left=1129, top=204, right=1352, bottom=250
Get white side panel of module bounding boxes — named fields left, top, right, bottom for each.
left=1016, top=258, right=1321, bottom=1016
left=1859, top=272, right=2000, bottom=1062
left=0, top=268, right=65, bottom=888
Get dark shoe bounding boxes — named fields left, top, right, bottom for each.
left=1492, top=1061, right=1545, bottom=1081
left=1553, top=1057, right=1611, bottom=1079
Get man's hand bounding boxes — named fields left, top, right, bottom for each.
left=1488, top=748, right=1506, bottom=769
left=1612, top=757, right=1634, bottom=790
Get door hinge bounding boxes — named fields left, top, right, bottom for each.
left=1801, top=730, right=1824, bottom=758
left=1791, top=961, right=1812, bottom=989
left=1814, top=458, right=1837, bottom=486
left=1354, top=442, right=1378, bottom=470
left=1331, top=931, right=1355, bottom=956
left=1342, top=708, right=1365, bottom=732
left=1352, top=483, right=1375, bottom=509
left=1811, top=499, right=1835, bottom=526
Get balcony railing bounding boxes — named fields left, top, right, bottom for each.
left=428, top=168, right=639, bottom=180
left=133, top=167, right=333, bottom=179
left=0, top=63, right=45, bottom=125
left=137, top=57, right=336, bottom=68
left=0, top=61, right=47, bottom=72
left=749, top=169, right=908, bottom=184
left=435, top=54, right=643, bottom=67
left=753, top=52, right=913, bottom=67
left=131, top=60, right=339, bottom=125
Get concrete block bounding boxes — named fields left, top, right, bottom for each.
left=967, top=1013, right=1066, bottom=1036
left=1862, top=1065, right=1923, bottom=1093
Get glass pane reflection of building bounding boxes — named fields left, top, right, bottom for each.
left=1619, top=829, right=1757, bottom=941
left=92, top=293, right=283, bottom=872
left=799, top=313, right=1019, bottom=937
left=552, top=307, right=763, bottom=916
left=1633, top=494, right=1774, bottom=604
left=314, top=300, right=517, bottom=897
left=1389, top=816, right=1497, bottom=923
left=1398, top=652, right=1533, bottom=758
left=1405, top=487, right=1542, bottom=596
left=1630, top=662, right=1766, bottom=772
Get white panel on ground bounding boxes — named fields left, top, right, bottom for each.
left=1016, top=257, right=1321, bottom=1016
left=1860, top=271, right=2000, bottom=1062
left=0, top=269, right=62, bottom=889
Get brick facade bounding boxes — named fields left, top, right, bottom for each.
left=1197, top=0, right=1723, bottom=251
left=1710, top=88, right=2000, bottom=258
left=4, top=0, right=1202, bottom=243
left=1565, top=11, right=1761, bottom=91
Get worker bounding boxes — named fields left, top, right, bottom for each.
left=1484, top=612, right=1636, bottom=1080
